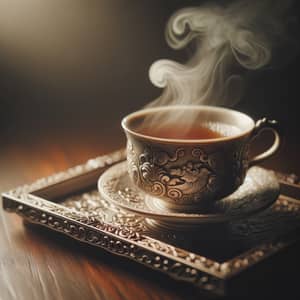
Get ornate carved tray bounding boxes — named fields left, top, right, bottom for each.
left=2, top=149, right=300, bottom=296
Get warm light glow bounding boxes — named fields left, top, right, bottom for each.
left=0, top=0, right=118, bottom=78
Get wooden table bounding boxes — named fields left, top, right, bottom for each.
left=1, top=128, right=300, bottom=300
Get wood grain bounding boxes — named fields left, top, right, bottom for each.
left=0, top=130, right=299, bottom=300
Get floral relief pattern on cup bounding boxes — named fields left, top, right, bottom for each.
left=128, top=145, right=223, bottom=203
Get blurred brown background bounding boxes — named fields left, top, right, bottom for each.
left=0, top=0, right=299, bottom=174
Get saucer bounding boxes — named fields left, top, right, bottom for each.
left=98, top=161, right=279, bottom=225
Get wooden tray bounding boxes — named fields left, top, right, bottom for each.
left=2, top=149, right=300, bottom=296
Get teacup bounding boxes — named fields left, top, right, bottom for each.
left=121, top=105, right=280, bottom=212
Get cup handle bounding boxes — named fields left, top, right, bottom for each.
left=248, top=117, right=280, bottom=167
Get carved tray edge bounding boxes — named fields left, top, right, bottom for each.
left=2, top=193, right=226, bottom=295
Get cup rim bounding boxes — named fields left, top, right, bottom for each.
left=122, top=105, right=255, bottom=144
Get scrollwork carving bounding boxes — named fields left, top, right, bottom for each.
left=128, top=146, right=221, bottom=204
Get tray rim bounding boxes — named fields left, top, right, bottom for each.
left=2, top=149, right=300, bottom=295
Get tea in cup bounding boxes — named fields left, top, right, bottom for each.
left=122, top=105, right=280, bottom=211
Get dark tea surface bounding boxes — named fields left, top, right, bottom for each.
left=137, top=124, right=224, bottom=140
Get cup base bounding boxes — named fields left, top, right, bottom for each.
left=145, top=195, right=212, bottom=214
left=145, top=218, right=227, bottom=232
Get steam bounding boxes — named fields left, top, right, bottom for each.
left=143, top=0, right=297, bottom=131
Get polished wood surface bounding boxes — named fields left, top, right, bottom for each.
left=1, top=129, right=300, bottom=300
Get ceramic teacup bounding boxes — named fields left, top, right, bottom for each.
left=122, top=105, right=280, bottom=212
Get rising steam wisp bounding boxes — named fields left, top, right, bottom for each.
left=141, top=0, right=296, bottom=133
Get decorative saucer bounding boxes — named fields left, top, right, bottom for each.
left=98, top=161, right=279, bottom=225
